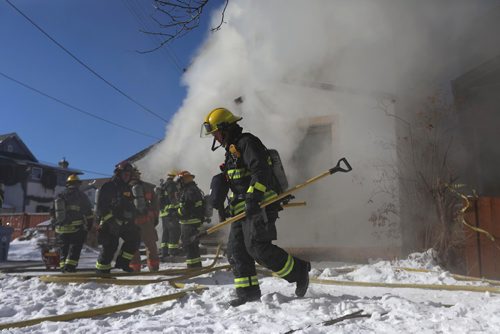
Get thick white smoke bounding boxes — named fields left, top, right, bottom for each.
left=139, top=0, right=499, bottom=258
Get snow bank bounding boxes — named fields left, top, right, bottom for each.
left=1, top=246, right=500, bottom=333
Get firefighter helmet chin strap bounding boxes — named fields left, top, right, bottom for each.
left=211, top=128, right=227, bottom=151
left=211, top=136, right=223, bottom=151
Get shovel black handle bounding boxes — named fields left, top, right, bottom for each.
left=329, top=157, right=352, bottom=174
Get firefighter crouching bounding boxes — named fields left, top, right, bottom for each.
left=176, top=171, right=205, bottom=268
left=95, top=161, right=140, bottom=273
left=202, top=107, right=311, bottom=307
left=128, top=167, right=160, bottom=272
left=158, top=170, right=182, bottom=260
left=50, top=174, right=93, bottom=272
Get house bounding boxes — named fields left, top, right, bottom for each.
left=0, top=132, right=81, bottom=213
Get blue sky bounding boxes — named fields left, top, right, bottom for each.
left=0, top=0, right=222, bottom=178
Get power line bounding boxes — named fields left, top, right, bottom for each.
left=0, top=70, right=162, bottom=140
left=4, top=0, right=170, bottom=123
left=75, top=168, right=112, bottom=177
left=38, top=160, right=112, bottom=177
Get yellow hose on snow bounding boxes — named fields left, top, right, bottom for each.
left=0, top=285, right=206, bottom=330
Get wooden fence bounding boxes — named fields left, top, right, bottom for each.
left=464, top=197, right=500, bottom=279
left=0, top=213, right=51, bottom=239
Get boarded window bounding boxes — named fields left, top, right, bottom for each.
left=293, top=124, right=333, bottom=181
left=31, top=167, right=42, bottom=181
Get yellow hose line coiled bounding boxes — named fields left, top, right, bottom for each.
left=310, top=277, right=500, bottom=294
left=395, top=267, right=500, bottom=286
left=39, top=265, right=232, bottom=286
left=40, top=245, right=223, bottom=279
left=256, top=268, right=500, bottom=293
left=39, top=276, right=170, bottom=285
left=445, top=184, right=500, bottom=251
left=0, top=286, right=206, bottom=330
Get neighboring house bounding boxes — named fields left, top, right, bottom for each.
left=0, top=132, right=81, bottom=213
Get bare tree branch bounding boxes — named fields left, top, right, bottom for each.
left=135, top=0, right=229, bottom=52
left=211, top=0, right=228, bottom=31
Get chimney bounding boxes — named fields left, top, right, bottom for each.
left=58, top=157, right=69, bottom=169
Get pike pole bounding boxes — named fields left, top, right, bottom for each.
left=195, top=157, right=352, bottom=240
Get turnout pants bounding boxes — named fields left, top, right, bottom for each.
left=227, top=211, right=309, bottom=298
left=181, top=223, right=202, bottom=268
left=130, top=219, right=160, bottom=272
left=161, top=216, right=181, bottom=257
left=57, top=229, right=86, bottom=271
left=96, top=219, right=141, bottom=272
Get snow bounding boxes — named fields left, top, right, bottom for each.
left=1, top=238, right=500, bottom=333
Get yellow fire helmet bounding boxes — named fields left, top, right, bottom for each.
left=66, top=174, right=81, bottom=184
left=167, top=169, right=180, bottom=178
left=201, top=107, right=242, bottom=137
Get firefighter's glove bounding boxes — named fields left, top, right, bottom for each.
left=218, top=209, right=227, bottom=222
left=245, top=198, right=261, bottom=217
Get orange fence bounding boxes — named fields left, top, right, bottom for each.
left=0, top=213, right=51, bottom=239
left=464, top=197, right=500, bottom=279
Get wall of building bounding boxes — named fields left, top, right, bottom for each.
left=24, top=182, right=65, bottom=213
left=258, top=85, right=401, bottom=259
left=2, top=183, right=24, bottom=213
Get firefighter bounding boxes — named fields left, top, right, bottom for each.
left=158, top=170, right=182, bottom=260
left=176, top=170, right=205, bottom=268
left=128, top=167, right=160, bottom=272
left=95, top=161, right=141, bottom=273
left=202, top=107, right=311, bottom=306
left=50, top=174, right=93, bottom=272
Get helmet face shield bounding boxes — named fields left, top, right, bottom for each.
left=200, top=122, right=214, bottom=137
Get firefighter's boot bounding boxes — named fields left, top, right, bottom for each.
left=161, top=249, right=169, bottom=260
left=147, top=259, right=160, bottom=272
left=295, top=260, right=311, bottom=297
left=63, top=264, right=77, bottom=273
left=229, top=286, right=261, bottom=307
left=115, top=257, right=134, bottom=273
left=129, top=263, right=142, bottom=273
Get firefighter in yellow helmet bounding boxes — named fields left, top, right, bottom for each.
left=50, top=174, right=93, bottom=272
left=202, top=107, right=311, bottom=306
left=175, top=170, right=206, bottom=268
left=158, top=169, right=182, bottom=260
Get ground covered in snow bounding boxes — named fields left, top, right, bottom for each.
left=1, top=237, right=500, bottom=333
